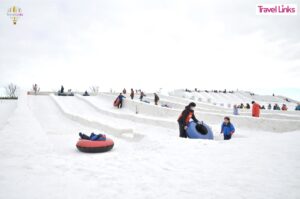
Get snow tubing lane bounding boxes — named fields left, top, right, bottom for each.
left=187, top=121, right=214, bottom=140
left=76, top=139, right=114, bottom=153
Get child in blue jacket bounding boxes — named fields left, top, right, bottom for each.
left=220, top=116, right=235, bottom=140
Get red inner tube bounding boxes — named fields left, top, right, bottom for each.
left=76, top=139, right=114, bottom=153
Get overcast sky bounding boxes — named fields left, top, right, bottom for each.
left=0, top=0, right=299, bottom=99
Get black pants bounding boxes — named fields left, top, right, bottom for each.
left=224, top=134, right=232, bottom=140
left=79, top=133, right=90, bottom=140
left=178, top=123, right=187, bottom=138
left=118, top=100, right=123, bottom=108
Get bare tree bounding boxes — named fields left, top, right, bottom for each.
left=32, top=83, right=40, bottom=95
left=6, top=83, right=17, bottom=97
left=89, top=86, right=99, bottom=95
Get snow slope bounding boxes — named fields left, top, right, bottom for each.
left=0, top=92, right=299, bottom=199
left=0, top=100, right=17, bottom=130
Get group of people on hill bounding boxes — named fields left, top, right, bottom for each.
left=178, top=102, right=235, bottom=140
left=57, top=85, right=74, bottom=96
left=234, top=101, right=287, bottom=117
left=237, top=103, right=251, bottom=109
left=186, top=89, right=235, bottom=94
left=236, top=102, right=290, bottom=112
left=234, top=101, right=261, bottom=117
left=114, top=88, right=160, bottom=109
left=112, top=89, right=300, bottom=141
left=270, top=103, right=288, bottom=111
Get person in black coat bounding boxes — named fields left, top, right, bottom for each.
left=177, top=102, right=199, bottom=138
left=140, top=91, right=146, bottom=101
left=246, top=103, right=250, bottom=109
left=154, top=93, right=160, bottom=105
left=130, top=88, right=134, bottom=100
left=60, top=85, right=64, bottom=94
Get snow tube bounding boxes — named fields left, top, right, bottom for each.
left=76, top=139, right=114, bottom=153
left=113, top=98, right=120, bottom=107
left=187, top=121, right=214, bottom=139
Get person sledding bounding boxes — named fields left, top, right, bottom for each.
left=114, top=93, right=126, bottom=108
left=220, top=117, right=235, bottom=140
left=177, top=102, right=201, bottom=138
left=79, top=132, right=106, bottom=141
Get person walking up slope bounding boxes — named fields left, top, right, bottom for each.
left=114, top=93, right=126, bottom=109
left=130, top=88, right=134, bottom=100
left=220, top=117, right=235, bottom=140
left=140, top=91, right=146, bottom=101
left=177, top=102, right=200, bottom=138
left=252, top=101, right=261, bottom=117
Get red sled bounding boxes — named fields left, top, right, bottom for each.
left=113, top=98, right=120, bottom=107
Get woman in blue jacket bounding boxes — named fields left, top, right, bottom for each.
left=220, top=116, right=235, bottom=140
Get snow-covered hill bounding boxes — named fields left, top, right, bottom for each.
left=0, top=91, right=299, bottom=199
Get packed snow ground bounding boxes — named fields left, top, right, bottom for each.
left=0, top=91, right=299, bottom=199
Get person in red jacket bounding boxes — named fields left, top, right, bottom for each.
left=251, top=101, right=261, bottom=117
left=177, top=102, right=200, bottom=138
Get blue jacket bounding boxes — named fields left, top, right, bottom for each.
left=221, top=122, right=235, bottom=136
left=118, top=95, right=126, bottom=101
left=295, top=105, right=300, bottom=111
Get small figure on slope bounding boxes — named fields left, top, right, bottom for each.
left=220, top=116, right=235, bottom=140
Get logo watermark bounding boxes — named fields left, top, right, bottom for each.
left=7, top=6, right=23, bottom=25
left=256, top=4, right=297, bottom=15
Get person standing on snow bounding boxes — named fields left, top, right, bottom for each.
left=220, top=116, right=235, bottom=140
left=140, top=91, right=146, bottom=101
left=60, top=85, right=64, bottom=94
left=233, top=104, right=239, bottom=115
left=177, top=102, right=200, bottom=138
left=252, top=101, right=261, bottom=117
left=154, top=93, right=160, bottom=105
left=130, top=88, right=134, bottom=100
left=281, top=104, right=288, bottom=111
left=122, top=88, right=127, bottom=94
left=246, top=103, right=250, bottom=109
left=268, top=104, right=272, bottom=110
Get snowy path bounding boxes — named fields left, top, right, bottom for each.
left=52, top=95, right=178, bottom=140
left=76, top=95, right=177, bottom=129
